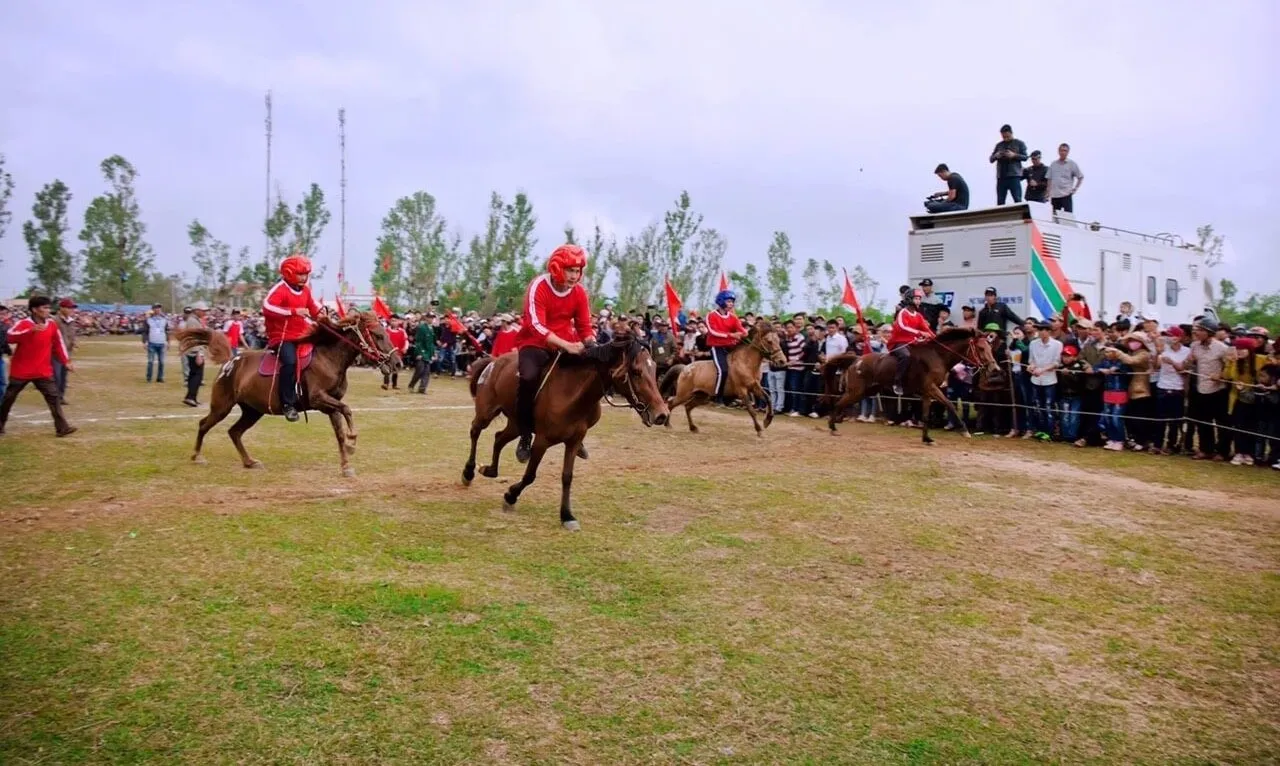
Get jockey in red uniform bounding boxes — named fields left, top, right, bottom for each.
left=514, top=244, right=596, bottom=464
left=706, top=290, right=747, bottom=400
left=262, top=253, right=322, bottom=421
left=889, top=289, right=935, bottom=395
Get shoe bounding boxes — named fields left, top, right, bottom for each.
left=1229, top=454, right=1244, bottom=465
left=1074, top=439, right=1087, bottom=448
left=381, top=384, right=389, bottom=390
left=284, top=407, right=300, bottom=422
left=788, top=411, right=800, bottom=418
left=892, top=385, right=904, bottom=396
left=808, top=412, right=819, bottom=419
left=56, top=426, right=78, bottom=437
left=183, top=398, right=199, bottom=408
left=156, top=379, right=164, bottom=383
left=576, top=443, right=589, bottom=460
left=516, top=435, right=532, bottom=464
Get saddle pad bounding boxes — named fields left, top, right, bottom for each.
left=258, top=343, right=315, bottom=378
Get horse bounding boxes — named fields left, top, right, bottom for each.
left=175, top=312, right=398, bottom=476
left=661, top=320, right=788, bottom=437
left=461, top=326, right=670, bottom=531
left=820, top=326, right=998, bottom=445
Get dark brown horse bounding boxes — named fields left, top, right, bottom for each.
left=660, top=319, right=787, bottom=436
left=462, top=327, right=670, bottom=530
left=176, top=312, right=397, bottom=476
left=821, top=327, right=998, bottom=444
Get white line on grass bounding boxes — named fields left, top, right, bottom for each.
left=6, top=404, right=474, bottom=428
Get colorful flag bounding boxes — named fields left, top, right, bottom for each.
left=446, top=311, right=484, bottom=353
left=718, top=271, right=730, bottom=293
left=334, top=294, right=348, bottom=319
left=372, top=293, right=392, bottom=321
left=664, top=275, right=683, bottom=330
left=841, top=269, right=870, bottom=355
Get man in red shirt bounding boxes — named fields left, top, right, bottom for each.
left=222, top=308, right=246, bottom=357
left=262, top=254, right=323, bottom=421
left=383, top=315, right=409, bottom=390
left=0, top=296, right=76, bottom=437
left=490, top=313, right=518, bottom=357
left=706, top=290, right=747, bottom=402
left=514, top=244, right=596, bottom=463
left=889, top=289, right=935, bottom=395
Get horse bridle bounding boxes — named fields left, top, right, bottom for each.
left=741, top=329, right=784, bottom=363
left=600, top=338, right=650, bottom=419
left=317, top=319, right=394, bottom=369
left=926, top=334, right=994, bottom=370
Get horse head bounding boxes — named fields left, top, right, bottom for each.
left=935, top=327, right=999, bottom=374
left=602, top=323, right=670, bottom=427
left=748, top=320, right=788, bottom=367
left=323, top=311, right=398, bottom=374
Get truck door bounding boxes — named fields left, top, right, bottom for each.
left=1099, top=250, right=1125, bottom=316
left=1140, top=256, right=1162, bottom=318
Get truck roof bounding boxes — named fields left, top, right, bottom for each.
left=909, top=203, right=1198, bottom=253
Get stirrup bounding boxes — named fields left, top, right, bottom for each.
left=284, top=407, right=300, bottom=422
left=515, top=434, right=532, bottom=464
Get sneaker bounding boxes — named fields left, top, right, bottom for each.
left=183, top=398, right=199, bottom=408
left=516, top=435, right=532, bottom=464
left=1242, top=455, right=1254, bottom=466
left=56, top=426, right=78, bottom=437
left=1272, top=462, right=1280, bottom=470
left=1230, top=454, right=1245, bottom=465
left=284, top=407, right=300, bottom=423
left=892, top=385, right=904, bottom=396
left=787, top=411, right=800, bottom=417
left=808, top=412, right=820, bottom=419
left=1021, top=432, right=1034, bottom=440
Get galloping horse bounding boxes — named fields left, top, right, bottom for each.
left=821, top=327, right=998, bottom=444
left=661, top=320, right=788, bottom=437
left=462, top=326, right=670, bottom=530
left=175, top=312, right=397, bottom=476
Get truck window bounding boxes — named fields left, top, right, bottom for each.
left=1146, top=276, right=1157, bottom=305
left=1166, top=279, right=1179, bottom=306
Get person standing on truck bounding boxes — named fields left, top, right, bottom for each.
left=924, top=164, right=969, bottom=213
left=989, top=124, right=1028, bottom=205
left=1023, top=150, right=1050, bottom=203
left=1047, top=143, right=1084, bottom=213
left=977, top=287, right=1024, bottom=332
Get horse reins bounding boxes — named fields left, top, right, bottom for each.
left=316, top=319, right=392, bottom=366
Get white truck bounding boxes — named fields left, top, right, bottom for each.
left=906, top=203, right=1214, bottom=327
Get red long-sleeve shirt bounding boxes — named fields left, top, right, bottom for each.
left=222, top=319, right=243, bottom=349
left=515, top=274, right=595, bottom=350
left=262, top=280, right=321, bottom=344
left=888, top=307, right=934, bottom=348
left=705, top=309, right=746, bottom=348
left=491, top=328, right=518, bottom=356
left=6, top=318, right=69, bottom=380
left=387, top=326, right=409, bottom=354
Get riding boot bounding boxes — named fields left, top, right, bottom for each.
left=515, top=376, right=538, bottom=464
left=893, top=350, right=908, bottom=396
left=278, top=342, right=300, bottom=422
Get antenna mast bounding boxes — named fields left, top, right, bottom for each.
left=338, top=107, right=347, bottom=296
left=264, top=90, right=273, bottom=264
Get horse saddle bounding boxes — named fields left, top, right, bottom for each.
left=258, top=343, right=315, bottom=378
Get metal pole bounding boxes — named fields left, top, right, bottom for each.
left=338, top=107, right=347, bottom=297
left=265, top=90, right=273, bottom=265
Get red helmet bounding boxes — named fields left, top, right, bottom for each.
left=547, top=244, right=587, bottom=284
left=280, top=254, right=312, bottom=286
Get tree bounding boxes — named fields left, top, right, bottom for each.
left=658, top=191, right=704, bottom=299
left=23, top=180, right=75, bottom=296
left=802, top=258, right=822, bottom=310
left=765, top=231, right=794, bottom=314
left=78, top=155, right=154, bottom=302
left=0, top=153, right=14, bottom=260
left=689, top=228, right=727, bottom=309
left=373, top=191, right=458, bottom=309
left=581, top=221, right=615, bottom=307
left=458, top=192, right=505, bottom=313
left=188, top=220, right=247, bottom=304
left=849, top=264, right=881, bottom=311
left=1214, top=278, right=1280, bottom=331
left=562, top=223, right=577, bottom=245
left=608, top=223, right=661, bottom=312
left=493, top=192, right=538, bottom=312
left=1197, top=224, right=1225, bottom=268
left=292, top=183, right=331, bottom=259
left=728, top=263, right=763, bottom=313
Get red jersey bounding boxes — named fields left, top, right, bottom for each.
left=705, top=309, right=746, bottom=348
left=263, top=280, right=321, bottom=344
left=387, top=326, right=409, bottom=354
left=491, top=328, right=518, bottom=356
left=222, top=319, right=243, bottom=348
left=6, top=318, right=69, bottom=380
left=888, top=307, right=934, bottom=348
left=515, top=274, right=595, bottom=350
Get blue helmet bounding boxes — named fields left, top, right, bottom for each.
left=714, top=290, right=737, bottom=309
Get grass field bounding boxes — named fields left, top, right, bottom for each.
left=1, top=336, right=1277, bottom=764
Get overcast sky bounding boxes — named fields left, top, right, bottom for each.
left=1, top=0, right=1276, bottom=307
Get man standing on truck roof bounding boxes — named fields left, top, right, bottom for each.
left=1023, top=150, right=1050, bottom=203
left=1047, top=143, right=1084, bottom=213
left=977, top=286, right=1024, bottom=332
left=990, top=124, right=1028, bottom=205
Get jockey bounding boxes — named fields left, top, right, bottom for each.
left=513, top=243, right=596, bottom=464
left=262, top=253, right=322, bottom=422
left=706, top=289, right=747, bottom=401
left=888, top=288, right=935, bottom=396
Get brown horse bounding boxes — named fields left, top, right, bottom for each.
left=821, top=327, right=998, bottom=444
left=662, top=320, right=788, bottom=437
left=461, top=327, right=670, bottom=530
left=175, top=312, right=397, bottom=476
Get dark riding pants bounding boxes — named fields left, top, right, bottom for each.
left=891, top=344, right=910, bottom=389
left=277, top=341, right=299, bottom=410
left=185, top=353, right=204, bottom=402
left=516, top=346, right=553, bottom=437
left=711, top=346, right=731, bottom=398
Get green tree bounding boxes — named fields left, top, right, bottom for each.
left=458, top=193, right=506, bottom=313
left=292, top=183, right=331, bottom=259
left=765, top=231, right=793, bottom=314
left=581, top=221, right=615, bottom=307
left=562, top=223, right=577, bottom=245
left=802, top=258, right=821, bottom=310
left=188, top=220, right=247, bottom=304
left=689, top=228, right=727, bottom=309
left=1214, top=278, right=1280, bottom=331
left=849, top=264, right=880, bottom=311
left=728, top=263, right=763, bottom=313
left=23, top=180, right=75, bottom=296
left=0, top=153, right=14, bottom=261
left=78, top=155, right=154, bottom=302
left=658, top=191, right=704, bottom=301
left=372, top=191, right=456, bottom=308
left=493, top=192, right=538, bottom=312
left=609, top=223, right=660, bottom=312
left=1196, top=224, right=1225, bottom=268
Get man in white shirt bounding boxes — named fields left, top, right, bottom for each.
left=821, top=319, right=848, bottom=360
left=1026, top=322, right=1064, bottom=439
left=1047, top=143, right=1084, bottom=213
left=1152, top=326, right=1190, bottom=454
left=143, top=304, right=169, bottom=383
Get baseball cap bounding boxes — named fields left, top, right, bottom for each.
left=58, top=298, right=77, bottom=308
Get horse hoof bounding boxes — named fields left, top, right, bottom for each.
left=192, top=455, right=207, bottom=465
left=247, top=460, right=265, bottom=469
left=922, top=440, right=935, bottom=447
left=480, top=465, right=498, bottom=479
left=501, top=501, right=517, bottom=514
left=562, top=520, right=581, bottom=532
left=342, top=466, right=356, bottom=478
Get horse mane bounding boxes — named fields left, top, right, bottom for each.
left=297, top=312, right=371, bottom=348
left=935, top=326, right=979, bottom=344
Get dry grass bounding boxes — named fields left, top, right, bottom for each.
left=0, top=337, right=1277, bottom=764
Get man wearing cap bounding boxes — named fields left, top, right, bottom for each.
left=182, top=301, right=209, bottom=407
left=0, top=296, right=76, bottom=437
left=53, top=298, right=77, bottom=405
left=989, top=124, right=1028, bottom=205
left=409, top=313, right=437, bottom=392
left=976, top=287, right=1023, bottom=332
left=143, top=303, right=169, bottom=382
left=1023, top=150, right=1049, bottom=203
left=918, top=279, right=943, bottom=306
left=1187, top=321, right=1231, bottom=460
left=925, top=164, right=969, bottom=213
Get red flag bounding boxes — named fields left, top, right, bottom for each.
left=380, top=250, right=394, bottom=274
left=372, top=294, right=392, bottom=321
left=718, top=271, right=730, bottom=293
left=446, top=310, right=484, bottom=353
left=664, top=275, right=683, bottom=329
left=841, top=269, right=871, bottom=355
left=334, top=294, right=347, bottom=319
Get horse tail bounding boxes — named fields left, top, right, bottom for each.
left=659, top=364, right=685, bottom=398
left=468, top=356, right=495, bottom=399
left=174, top=328, right=232, bottom=365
